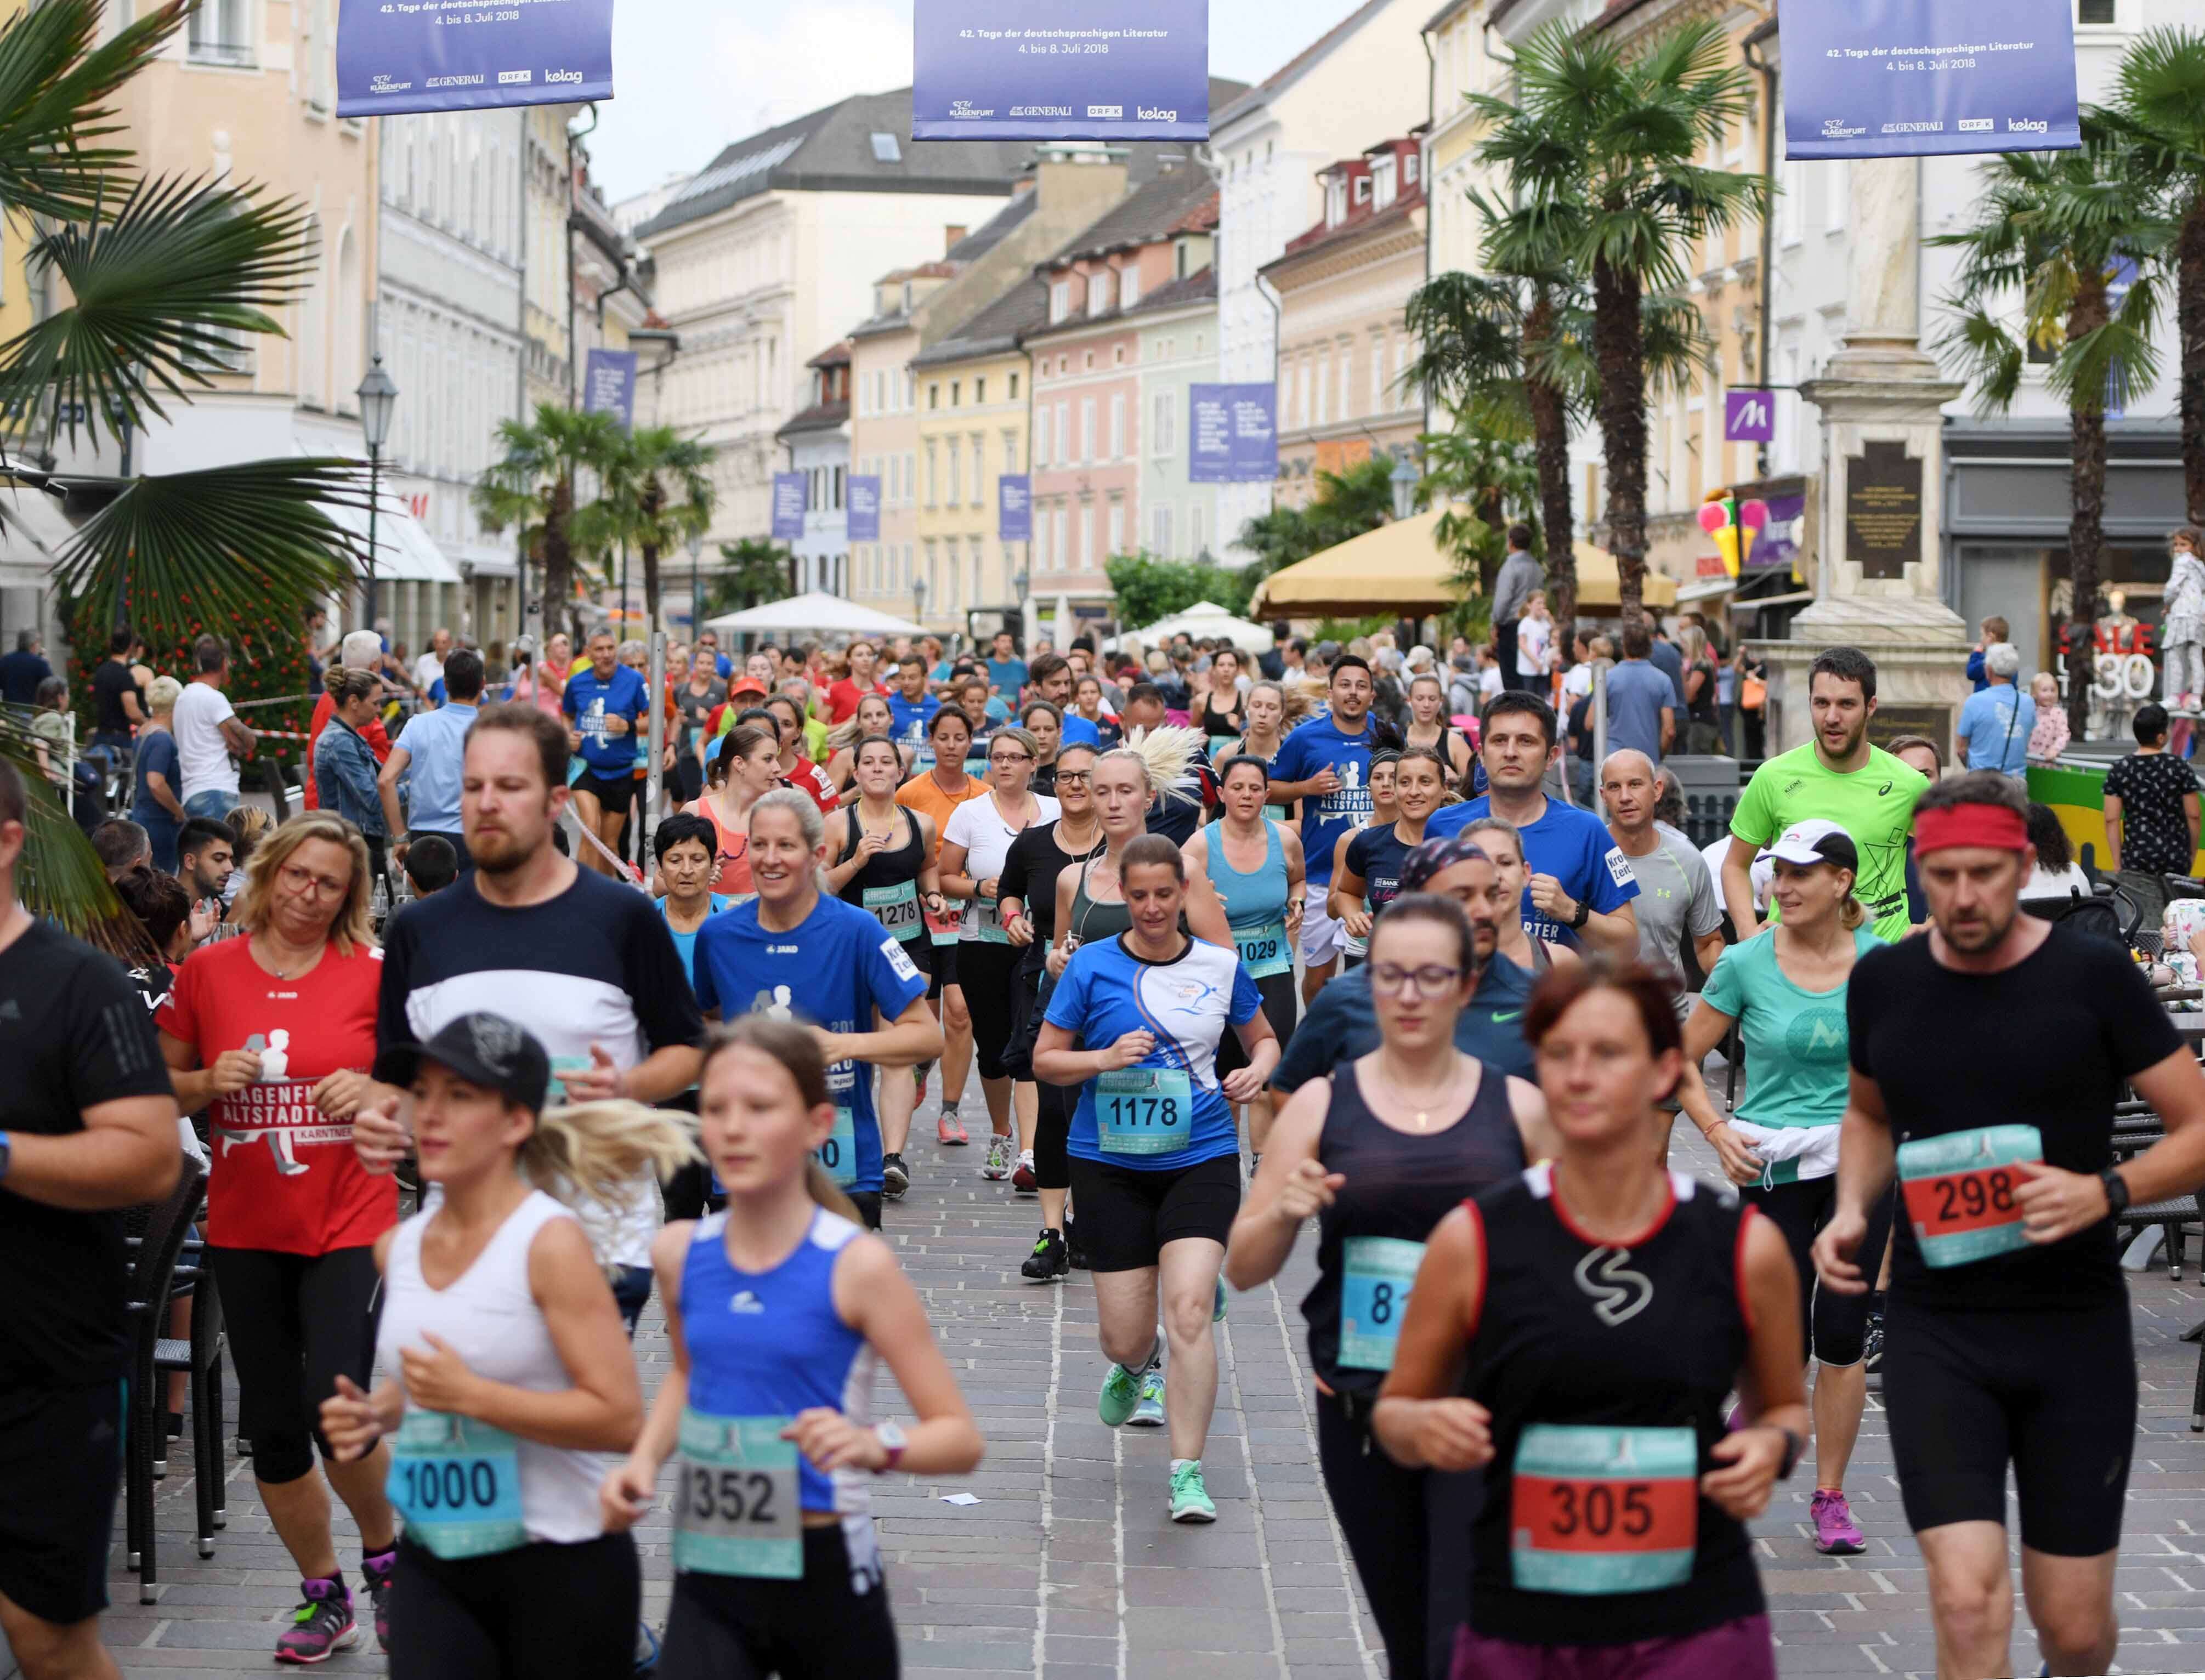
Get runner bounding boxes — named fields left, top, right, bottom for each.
left=1675, top=819, right=1889, bottom=1558
left=885, top=654, right=939, bottom=768
left=673, top=644, right=728, bottom=808
left=692, top=790, right=944, bottom=1230
left=1333, top=743, right=1447, bottom=973
left=1402, top=671, right=1475, bottom=786
left=601, top=1018, right=984, bottom=1677
left=1073, top=673, right=1123, bottom=748
left=824, top=638, right=887, bottom=724
left=1000, top=741, right=1107, bottom=1278
left=1182, top=756, right=1307, bottom=1163
left=1198, top=647, right=1246, bottom=759
left=320, top=1014, right=694, bottom=1678
left=1815, top=771, right=2205, bottom=1679
left=939, top=728, right=1059, bottom=1183
left=896, top=707, right=988, bottom=1145
left=827, top=736, right=944, bottom=1199
left=1030, top=653, right=1101, bottom=749
left=156, top=814, right=401, bottom=1661
left=1427, top=692, right=1641, bottom=956
left=1601, top=750, right=1724, bottom=1018
left=1021, top=699, right=1065, bottom=797
left=654, top=813, right=733, bottom=985
left=1227, top=893, right=1550, bottom=1676
left=1325, top=751, right=1399, bottom=973
left=562, top=628, right=649, bottom=881
left=764, top=693, right=838, bottom=816
left=1034, top=834, right=1279, bottom=1522
left=824, top=692, right=908, bottom=799
left=1374, top=961, right=1810, bottom=1679
left=1268, top=656, right=1382, bottom=1004
left=687, top=725, right=779, bottom=901
left=1454, top=816, right=1579, bottom=976
left=1231, top=679, right=1312, bottom=826
left=1722, top=648, right=1929, bottom=942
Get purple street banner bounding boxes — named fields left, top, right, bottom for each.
left=1189, top=384, right=1276, bottom=484
left=1724, top=389, right=1775, bottom=444
left=1747, top=493, right=1807, bottom=572
left=582, top=349, right=637, bottom=432
left=848, top=475, right=882, bottom=543
left=337, top=0, right=615, bottom=118
left=771, top=473, right=807, bottom=542
left=912, top=0, right=1208, bottom=141
left=999, top=474, right=1031, bottom=542
left=1778, top=0, right=2079, bottom=160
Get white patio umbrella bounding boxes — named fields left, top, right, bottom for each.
left=1108, top=600, right=1275, bottom=653
left=701, top=589, right=927, bottom=639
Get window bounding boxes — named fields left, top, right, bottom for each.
left=1314, top=357, right=1329, bottom=426
left=950, top=381, right=960, bottom=407
left=871, top=132, right=902, bottom=162
left=928, top=383, right=939, bottom=410
left=1121, top=265, right=1141, bottom=310
left=1009, top=372, right=1019, bottom=399
left=1371, top=338, right=1387, bottom=412
left=1152, top=505, right=1172, bottom=556
left=1002, top=430, right=1019, bottom=473
left=1354, top=175, right=1371, bottom=205
left=1404, top=153, right=1419, bottom=185
left=1035, top=405, right=1052, bottom=467
left=832, top=466, right=844, bottom=509
left=975, top=377, right=987, bottom=403
left=970, top=434, right=983, bottom=501
left=1824, top=158, right=1848, bottom=234
left=1056, top=400, right=1070, bottom=462
left=1088, top=269, right=1114, bottom=316
left=2077, top=0, right=2117, bottom=20
left=1326, top=179, right=1347, bottom=226
left=1107, top=500, right=1124, bottom=557
left=1078, top=503, right=1093, bottom=569
left=1189, top=504, right=1205, bottom=557
left=1779, top=156, right=1805, bottom=246
left=1373, top=155, right=1397, bottom=209
left=923, top=539, right=938, bottom=598
left=1051, top=280, right=1072, bottom=323
left=946, top=438, right=961, bottom=506
left=1109, top=394, right=1125, bottom=460
left=1296, top=361, right=1311, bottom=429
left=1080, top=399, right=1096, bottom=463
left=1036, top=503, right=1052, bottom=569
left=189, top=0, right=256, bottom=65
left=1054, top=506, right=1069, bottom=571
left=1152, top=391, right=1175, bottom=457
left=924, top=440, right=937, bottom=507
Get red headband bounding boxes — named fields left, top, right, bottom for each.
left=1913, top=802, right=2031, bottom=856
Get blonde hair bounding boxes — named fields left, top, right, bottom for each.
left=699, top=1018, right=864, bottom=1221
left=987, top=724, right=1040, bottom=764
left=1244, top=679, right=1316, bottom=736
left=1103, top=724, right=1203, bottom=808
left=144, top=675, right=183, bottom=713
left=826, top=692, right=894, bottom=754
left=1838, top=895, right=1867, bottom=931
left=524, top=1100, right=702, bottom=1251
left=232, top=813, right=376, bottom=955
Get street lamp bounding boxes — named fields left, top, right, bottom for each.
left=1388, top=453, right=1419, bottom=523
left=688, top=527, right=706, bottom=639
left=355, top=353, right=399, bottom=630
left=913, top=573, right=928, bottom=632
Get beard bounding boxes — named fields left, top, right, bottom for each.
left=1937, top=903, right=2014, bottom=953
left=468, top=822, right=541, bottom=875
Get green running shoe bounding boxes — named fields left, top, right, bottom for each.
left=1169, top=1461, right=1216, bottom=1524
left=1127, top=1367, right=1165, bottom=1428
left=1214, top=1278, right=1228, bottom=1321
left=1098, top=1363, right=1142, bottom=1427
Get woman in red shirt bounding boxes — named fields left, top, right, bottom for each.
left=685, top=723, right=780, bottom=899
left=158, top=813, right=401, bottom=1663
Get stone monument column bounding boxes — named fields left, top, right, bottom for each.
left=1761, top=154, right=1972, bottom=756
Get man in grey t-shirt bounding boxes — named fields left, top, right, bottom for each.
left=1602, top=748, right=1724, bottom=1014
left=1492, top=523, right=1542, bottom=683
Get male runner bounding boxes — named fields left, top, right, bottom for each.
left=1816, top=770, right=2205, bottom=1679
left=1602, top=747, right=1724, bottom=1014
left=1267, top=655, right=1381, bottom=1003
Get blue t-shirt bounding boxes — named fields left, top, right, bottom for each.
left=562, top=663, right=648, bottom=775
left=392, top=701, right=477, bottom=835
left=988, top=657, right=1030, bottom=696
left=1046, top=934, right=1261, bottom=1171
left=693, top=895, right=928, bottom=1195
left=887, top=691, right=939, bottom=752
left=129, top=729, right=181, bottom=828
left=1427, top=794, right=1640, bottom=946
left=1271, top=952, right=1537, bottom=1091
left=1958, top=684, right=2034, bottom=776
left=1061, top=713, right=1103, bottom=749
left=657, top=894, right=733, bottom=990
left=1604, top=660, right=1674, bottom=764
left=1269, top=714, right=1378, bottom=883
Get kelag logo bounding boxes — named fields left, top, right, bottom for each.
left=1137, top=107, right=1177, bottom=121
left=2008, top=118, right=2048, bottom=133
left=546, top=68, right=583, bottom=85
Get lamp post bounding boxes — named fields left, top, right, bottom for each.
left=1013, top=566, right=1030, bottom=646
left=355, top=353, right=399, bottom=631
left=1388, top=453, right=1418, bottom=523
left=913, top=574, right=928, bottom=635
left=688, top=527, right=706, bottom=639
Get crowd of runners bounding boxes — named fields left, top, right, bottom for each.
left=8, top=625, right=2205, bottom=1680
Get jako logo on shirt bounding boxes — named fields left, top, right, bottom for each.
left=728, top=1291, right=765, bottom=1315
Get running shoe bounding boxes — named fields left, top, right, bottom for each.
left=937, top=1111, right=968, bottom=1146
left=1214, top=1278, right=1228, bottom=1321
left=633, top=1620, right=660, bottom=1674
left=274, top=1577, right=359, bottom=1665
left=1098, top=1363, right=1142, bottom=1427
left=1169, top=1461, right=1217, bottom=1524
left=1127, top=1368, right=1166, bottom=1428
left=1063, top=1210, right=1088, bottom=1270
left=1810, top=1490, right=1865, bottom=1556
left=982, top=1134, right=1014, bottom=1179
left=915, top=1060, right=932, bottom=1105
left=1021, top=1227, right=1068, bottom=1282
left=881, top=1153, right=910, bottom=1199
left=361, top=1550, right=395, bottom=1653
left=1012, top=1149, right=1037, bottom=1193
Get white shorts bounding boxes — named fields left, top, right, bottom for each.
left=1300, top=892, right=1345, bottom=968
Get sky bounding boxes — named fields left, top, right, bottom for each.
left=585, top=0, right=1377, bottom=205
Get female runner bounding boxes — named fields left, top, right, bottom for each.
left=1327, top=750, right=1400, bottom=970
left=897, top=705, right=989, bottom=1145
left=824, top=693, right=909, bottom=802
left=1402, top=672, right=1475, bottom=786
left=687, top=724, right=779, bottom=901
left=1198, top=648, right=1247, bottom=759
left=1331, top=745, right=1448, bottom=969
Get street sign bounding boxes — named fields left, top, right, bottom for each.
left=1724, top=389, right=1775, bottom=444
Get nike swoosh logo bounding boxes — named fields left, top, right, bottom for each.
left=1491, top=1010, right=1523, bottom=1023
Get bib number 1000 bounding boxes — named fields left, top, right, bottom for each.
left=396, top=1460, right=498, bottom=1512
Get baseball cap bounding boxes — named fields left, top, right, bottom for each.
left=512, top=633, right=537, bottom=658
left=728, top=674, right=768, bottom=699
left=1758, top=818, right=1858, bottom=873
left=374, top=1012, right=551, bottom=1113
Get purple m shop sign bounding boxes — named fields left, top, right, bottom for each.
left=1724, top=389, right=1775, bottom=444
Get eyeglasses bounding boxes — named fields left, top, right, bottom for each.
left=1055, top=770, right=1092, bottom=785
left=277, top=861, right=352, bottom=899
left=990, top=750, right=1033, bottom=764
left=1369, top=962, right=1466, bottom=999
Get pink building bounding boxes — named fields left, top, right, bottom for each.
left=1026, top=167, right=1220, bottom=625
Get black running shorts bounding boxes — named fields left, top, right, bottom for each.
left=571, top=768, right=637, bottom=818
left=1068, top=1152, right=1241, bottom=1273
left=0, top=1380, right=123, bottom=1625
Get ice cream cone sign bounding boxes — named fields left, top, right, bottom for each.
left=1738, top=500, right=1769, bottom=571
left=1699, top=490, right=1743, bottom=577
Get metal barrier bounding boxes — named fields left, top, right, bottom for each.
left=1681, top=792, right=1742, bottom=851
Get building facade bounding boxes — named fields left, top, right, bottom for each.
left=523, top=105, right=580, bottom=416
left=778, top=340, right=853, bottom=603
left=1132, top=271, right=1221, bottom=562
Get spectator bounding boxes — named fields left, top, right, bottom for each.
left=1491, top=524, right=1541, bottom=679
left=87, top=627, right=146, bottom=764
left=1260, top=622, right=1290, bottom=680
left=2104, top=702, right=2201, bottom=900
left=303, top=630, right=390, bottom=814
left=2023, top=802, right=2092, bottom=900
left=1604, top=621, right=1677, bottom=765
left=379, top=646, right=481, bottom=875
left=0, top=626, right=51, bottom=705
left=1965, top=614, right=2009, bottom=693
left=411, top=625, right=452, bottom=698
left=1643, top=611, right=1688, bottom=711
left=1515, top=589, right=1554, bottom=688
left=2026, top=672, right=2070, bottom=765
left=129, top=675, right=189, bottom=871
left=175, top=817, right=234, bottom=943
left=91, top=818, right=150, bottom=880
left=172, top=634, right=258, bottom=820
left=1676, top=622, right=1722, bottom=753
left=1955, top=642, right=2033, bottom=776
left=1475, top=645, right=1504, bottom=701
left=400, top=832, right=458, bottom=896
left=314, top=667, right=389, bottom=883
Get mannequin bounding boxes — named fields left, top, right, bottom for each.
left=2163, top=528, right=2205, bottom=711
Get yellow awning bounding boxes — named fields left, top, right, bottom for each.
left=1573, top=539, right=1679, bottom=610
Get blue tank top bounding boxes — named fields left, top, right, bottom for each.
left=1204, top=819, right=1288, bottom=931
left=681, top=1207, right=877, bottom=1514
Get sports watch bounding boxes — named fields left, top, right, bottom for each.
left=2100, top=1167, right=2132, bottom=1218
left=1568, top=897, right=1591, bottom=930
left=1768, top=1425, right=1806, bottom=1481
left=874, top=1419, right=908, bottom=1473
left=0, top=1130, right=10, bottom=1182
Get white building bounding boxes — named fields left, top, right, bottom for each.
left=1134, top=268, right=1222, bottom=560
left=777, top=340, right=853, bottom=600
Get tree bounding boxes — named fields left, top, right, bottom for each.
left=472, top=402, right=623, bottom=643
left=2097, top=27, right=2205, bottom=522
left=1235, top=456, right=1398, bottom=581
left=1472, top=18, right=1766, bottom=621
left=571, top=423, right=716, bottom=627
left=1930, top=115, right=2169, bottom=736
left=1416, top=428, right=1540, bottom=609
left=699, top=537, right=795, bottom=621
left=1104, top=552, right=1256, bottom=629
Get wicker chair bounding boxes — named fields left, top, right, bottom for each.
left=121, top=1161, right=207, bottom=1605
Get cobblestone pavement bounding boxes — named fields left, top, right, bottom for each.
left=57, top=1085, right=2205, bottom=1679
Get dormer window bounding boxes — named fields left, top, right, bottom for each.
left=1404, top=152, right=1420, bottom=185
left=1087, top=268, right=1113, bottom=316
left=1373, top=156, right=1396, bottom=209
left=1050, top=279, right=1071, bottom=322
left=1325, top=178, right=1347, bottom=226
left=1353, top=175, right=1371, bottom=206
left=1120, top=265, right=1140, bottom=309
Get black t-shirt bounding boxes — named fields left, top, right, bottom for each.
left=2104, top=750, right=2197, bottom=876
left=0, top=921, right=176, bottom=1387
left=1345, top=822, right=1416, bottom=915
left=998, top=821, right=1103, bottom=978
left=90, top=659, right=140, bottom=735
left=1849, top=926, right=2181, bottom=1311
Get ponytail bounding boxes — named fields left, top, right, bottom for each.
left=522, top=1100, right=702, bottom=1271
left=702, top=1017, right=866, bottom=1224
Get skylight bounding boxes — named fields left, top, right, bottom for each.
left=871, top=132, right=902, bottom=163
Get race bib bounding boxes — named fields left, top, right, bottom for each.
left=1897, top=1124, right=2043, bottom=1268
left=972, top=895, right=1013, bottom=944
left=672, top=1410, right=803, bottom=1579
left=1337, top=1236, right=1423, bottom=1371
left=1235, top=918, right=1292, bottom=980
left=1209, top=734, right=1240, bottom=761
left=927, top=898, right=965, bottom=947
left=387, top=1410, right=527, bottom=1560
left=863, top=879, right=922, bottom=941
left=1343, top=898, right=1372, bottom=960
left=814, top=1106, right=858, bottom=1188
left=1510, top=1423, right=1698, bottom=1596
left=1096, top=1067, right=1193, bottom=1156
left=547, top=1055, right=591, bottom=1105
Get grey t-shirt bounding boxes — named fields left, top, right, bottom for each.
left=1623, top=822, right=1724, bottom=1009
left=1604, top=660, right=1674, bottom=764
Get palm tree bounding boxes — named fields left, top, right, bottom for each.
left=472, top=402, right=623, bottom=643
left=2096, top=27, right=2205, bottom=521
left=1930, top=116, right=2170, bottom=735
left=700, top=537, right=795, bottom=620
left=571, top=424, right=716, bottom=627
left=1470, top=18, right=1766, bottom=621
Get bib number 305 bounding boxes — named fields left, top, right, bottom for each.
left=1509, top=1423, right=1698, bottom=1596
left=672, top=1410, right=803, bottom=1579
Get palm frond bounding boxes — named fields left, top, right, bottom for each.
left=1641, top=292, right=1715, bottom=398
left=1931, top=302, right=2027, bottom=416
left=0, top=708, right=155, bottom=962
left=2053, top=269, right=2167, bottom=415
left=2109, top=26, right=2205, bottom=161
left=0, top=0, right=186, bottom=221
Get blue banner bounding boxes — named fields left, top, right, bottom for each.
left=911, top=0, right=1208, bottom=142
left=337, top=0, right=615, bottom=118
left=848, top=475, right=882, bottom=543
left=582, top=349, right=637, bottom=432
left=771, top=473, right=807, bottom=542
left=1189, top=384, right=1276, bottom=484
left=1778, top=0, right=2079, bottom=160
left=999, top=474, right=1031, bottom=542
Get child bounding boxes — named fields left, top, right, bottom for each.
left=402, top=833, right=459, bottom=897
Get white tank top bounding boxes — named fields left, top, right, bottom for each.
left=375, top=1189, right=606, bottom=1546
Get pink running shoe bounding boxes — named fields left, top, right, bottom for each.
left=1811, top=1489, right=1864, bottom=1555
left=937, top=1111, right=968, bottom=1145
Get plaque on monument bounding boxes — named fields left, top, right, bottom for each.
left=1866, top=703, right=1952, bottom=759
left=1846, top=440, right=1924, bottom=581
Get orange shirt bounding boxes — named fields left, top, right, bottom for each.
left=895, top=769, right=989, bottom=864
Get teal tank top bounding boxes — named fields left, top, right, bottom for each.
left=1204, top=819, right=1289, bottom=930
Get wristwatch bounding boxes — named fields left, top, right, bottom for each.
left=0, top=1130, right=11, bottom=1182
left=1568, top=897, right=1591, bottom=930
left=1768, top=1425, right=1806, bottom=1481
left=2100, top=1166, right=2132, bottom=1218
left=874, top=1419, right=908, bottom=1473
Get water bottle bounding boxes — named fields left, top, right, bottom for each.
left=371, top=876, right=390, bottom=927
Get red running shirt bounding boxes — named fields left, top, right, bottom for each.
left=826, top=677, right=887, bottom=725
left=157, top=937, right=396, bottom=1255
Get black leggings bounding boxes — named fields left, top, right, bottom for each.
left=1743, top=1176, right=1894, bottom=1368
left=660, top=1525, right=898, bottom=1680
left=1316, top=1388, right=1430, bottom=1679
left=207, top=1244, right=382, bottom=1485
left=956, top=940, right=1026, bottom=1082
left=391, top=1532, right=638, bottom=1679
left=1036, top=1077, right=1073, bottom=1191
